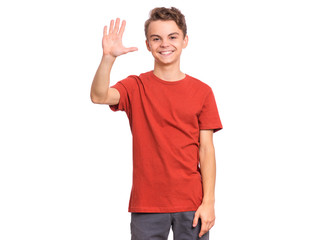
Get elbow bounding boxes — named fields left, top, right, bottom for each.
left=199, top=144, right=215, bottom=160
left=90, top=95, right=98, bottom=104
left=199, top=143, right=215, bottom=154
left=90, top=94, right=104, bottom=104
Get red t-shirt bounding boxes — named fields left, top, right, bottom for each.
left=110, top=71, right=222, bottom=213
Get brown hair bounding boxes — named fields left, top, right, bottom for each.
left=144, top=7, right=187, bottom=39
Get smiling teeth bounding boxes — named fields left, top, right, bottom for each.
left=160, top=51, right=173, bottom=55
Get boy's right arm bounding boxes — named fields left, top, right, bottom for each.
left=90, top=18, right=138, bottom=105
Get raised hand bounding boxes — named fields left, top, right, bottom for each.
left=102, top=18, right=138, bottom=57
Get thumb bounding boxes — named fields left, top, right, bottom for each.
left=193, top=211, right=200, bottom=227
left=123, top=47, right=138, bottom=54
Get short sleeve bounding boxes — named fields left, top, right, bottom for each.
left=198, top=89, right=223, bottom=133
left=109, top=76, right=136, bottom=115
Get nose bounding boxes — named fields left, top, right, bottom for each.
left=160, top=39, right=169, bottom=48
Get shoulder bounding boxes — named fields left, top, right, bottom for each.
left=186, top=74, right=213, bottom=94
left=138, top=71, right=152, bottom=79
left=124, top=71, right=152, bottom=85
left=117, top=73, right=142, bottom=86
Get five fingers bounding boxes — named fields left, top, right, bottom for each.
left=104, top=18, right=125, bottom=37
left=102, top=18, right=138, bottom=56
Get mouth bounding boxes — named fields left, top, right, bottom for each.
left=159, top=50, right=174, bottom=56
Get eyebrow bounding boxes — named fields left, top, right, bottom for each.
left=149, top=32, right=180, bottom=38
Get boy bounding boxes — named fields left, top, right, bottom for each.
left=90, top=7, right=222, bottom=240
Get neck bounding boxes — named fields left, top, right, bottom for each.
left=153, top=61, right=185, bottom=82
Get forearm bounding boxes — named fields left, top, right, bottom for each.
left=199, top=144, right=216, bottom=204
left=90, top=55, right=116, bottom=102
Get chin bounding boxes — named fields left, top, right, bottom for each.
left=155, top=58, right=177, bottom=66
left=154, top=55, right=180, bottom=66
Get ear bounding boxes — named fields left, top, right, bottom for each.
left=146, top=39, right=151, bottom=51
left=183, top=35, right=189, bottom=49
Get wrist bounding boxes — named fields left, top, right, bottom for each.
left=102, top=54, right=117, bottom=62
left=202, top=197, right=215, bottom=205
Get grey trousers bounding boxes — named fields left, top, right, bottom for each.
left=130, top=211, right=210, bottom=240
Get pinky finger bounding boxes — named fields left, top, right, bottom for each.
left=103, top=25, right=107, bottom=36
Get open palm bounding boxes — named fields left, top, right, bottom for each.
left=102, top=18, right=138, bottom=57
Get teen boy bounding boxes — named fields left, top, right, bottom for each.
left=90, top=7, right=222, bottom=240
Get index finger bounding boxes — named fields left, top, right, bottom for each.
left=118, top=20, right=126, bottom=37
left=199, top=224, right=207, bottom=238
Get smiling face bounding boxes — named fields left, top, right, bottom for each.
left=146, top=20, right=188, bottom=67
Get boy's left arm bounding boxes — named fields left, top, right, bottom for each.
left=193, top=129, right=216, bottom=238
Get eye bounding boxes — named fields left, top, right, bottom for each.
left=152, top=38, right=160, bottom=41
left=170, top=36, right=177, bottom=40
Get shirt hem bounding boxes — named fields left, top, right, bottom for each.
left=200, top=125, right=223, bottom=133
left=128, top=206, right=199, bottom=213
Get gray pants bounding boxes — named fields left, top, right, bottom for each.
left=130, top=211, right=210, bottom=240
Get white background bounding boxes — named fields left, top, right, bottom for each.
left=0, top=0, right=335, bottom=239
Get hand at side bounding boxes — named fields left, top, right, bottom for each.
left=193, top=202, right=216, bottom=238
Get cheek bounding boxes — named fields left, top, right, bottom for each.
left=177, top=40, right=186, bottom=48
left=149, top=42, right=160, bottom=51
left=176, top=43, right=185, bottom=50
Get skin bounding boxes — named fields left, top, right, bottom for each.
left=90, top=18, right=216, bottom=238
left=194, top=129, right=216, bottom=238
left=90, top=18, right=137, bottom=105
left=145, top=20, right=188, bottom=81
